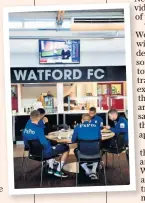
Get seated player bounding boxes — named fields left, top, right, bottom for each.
left=72, top=114, right=101, bottom=180
left=103, top=109, right=128, bottom=149
left=37, top=108, right=50, bottom=135
left=89, top=107, right=103, bottom=129
left=26, top=108, right=51, bottom=135
left=37, top=108, right=58, bottom=166
left=23, top=110, right=69, bottom=178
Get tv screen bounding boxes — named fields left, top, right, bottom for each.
left=39, top=39, right=80, bottom=64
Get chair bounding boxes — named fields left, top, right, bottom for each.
left=21, top=146, right=29, bottom=179
left=75, top=139, right=107, bottom=186
left=102, top=133, right=128, bottom=183
left=25, top=140, right=60, bottom=187
left=21, top=129, right=29, bottom=179
left=125, top=146, right=129, bottom=165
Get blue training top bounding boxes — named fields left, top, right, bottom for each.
left=90, top=114, right=103, bottom=129
left=26, top=119, right=45, bottom=128
left=72, top=121, right=101, bottom=143
left=23, top=120, right=52, bottom=157
left=111, top=116, right=128, bottom=142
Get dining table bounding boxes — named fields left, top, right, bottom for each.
left=46, top=129, right=115, bottom=144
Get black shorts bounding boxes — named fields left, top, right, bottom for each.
left=45, top=144, right=69, bottom=158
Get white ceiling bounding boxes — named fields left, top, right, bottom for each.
left=9, top=9, right=124, bottom=21
left=10, top=38, right=125, bottom=53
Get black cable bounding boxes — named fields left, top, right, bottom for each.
left=106, top=191, right=108, bottom=203
left=34, top=0, right=35, bottom=6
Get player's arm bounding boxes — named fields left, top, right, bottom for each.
left=100, top=117, right=104, bottom=129
left=38, top=129, right=49, bottom=148
left=110, top=119, right=128, bottom=134
left=23, top=135, right=29, bottom=148
left=72, top=126, right=78, bottom=143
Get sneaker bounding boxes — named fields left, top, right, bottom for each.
left=48, top=168, right=54, bottom=175
left=53, top=160, right=59, bottom=166
left=54, top=171, right=68, bottom=178
left=89, top=173, right=99, bottom=180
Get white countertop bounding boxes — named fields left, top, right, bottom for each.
left=12, top=109, right=125, bottom=116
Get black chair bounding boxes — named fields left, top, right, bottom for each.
left=21, top=146, right=29, bottom=179
left=75, top=139, right=107, bottom=186
left=125, top=146, right=129, bottom=165
left=21, top=129, right=29, bottom=179
left=25, top=140, right=60, bottom=187
left=102, top=133, right=128, bottom=182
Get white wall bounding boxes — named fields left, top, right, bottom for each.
left=10, top=38, right=126, bottom=67
left=20, top=84, right=72, bottom=108
left=10, top=52, right=125, bottom=67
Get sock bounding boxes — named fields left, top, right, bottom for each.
left=57, top=161, right=65, bottom=172
left=91, top=162, right=98, bottom=174
left=47, top=159, right=55, bottom=169
left=81, top=163, right=91, bottom=175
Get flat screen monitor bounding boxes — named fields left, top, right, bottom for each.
left=39, top=39, right=80, bottom=64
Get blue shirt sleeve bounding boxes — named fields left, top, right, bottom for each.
left=37, top=128, right=50, bottom=149
left=72, top=126, right=79, bottom=143
left=23, top=134, right=29, bottom=148
left=97, top=125, right=102, bottom=139
left=100, top=117, right=104, bottom=129
left=38, top=120, right=45, bottom=128
left=110, top=118, right=128, bottom=134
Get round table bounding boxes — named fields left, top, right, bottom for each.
left=46, top=129, right=115, bottom=144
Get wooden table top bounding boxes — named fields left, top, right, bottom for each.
left=46, top=129, right=115, bottom=144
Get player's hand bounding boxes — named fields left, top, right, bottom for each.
left=105, top=126, right=111, bottom=130
left=43, top=117, right=48, bottom=123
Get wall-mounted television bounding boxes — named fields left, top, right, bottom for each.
left=39, top=39, right=80, bottom=64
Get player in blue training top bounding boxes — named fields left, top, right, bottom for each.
left=23, top=110, right=69, bottom=178
left=37, top=108, right=50, bottom=134
left=72, top=113, right=101, bottom=180
left=103, top=109, right=128, bottom=149
left=89, top=107, right=103, bottom=129
left=26, top=108, right=58, bottom=166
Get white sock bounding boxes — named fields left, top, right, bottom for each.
left=47, top=159, right=55, bottom=169
left=92, top=162, right=98, bottom=174
left=81, top=163, right=91, bottom=175
left=57, top=161, right=65, bottom=172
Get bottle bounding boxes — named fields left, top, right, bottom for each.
left=73, top=121, right=77, bottom=128
left=27, top=108, right=30, bottom=114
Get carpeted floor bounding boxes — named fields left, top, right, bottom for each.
left=14, top=153, right=130, bottom=189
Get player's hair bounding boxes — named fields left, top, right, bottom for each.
left=30, top=110, right=40, bottom=119
left=108, top=109, right=118, bottom=114
left=82, top=113, right=91, bottom=121
left=37, top=108, right=45, bottom=115
left=89, top=107, right=96, bottom=112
